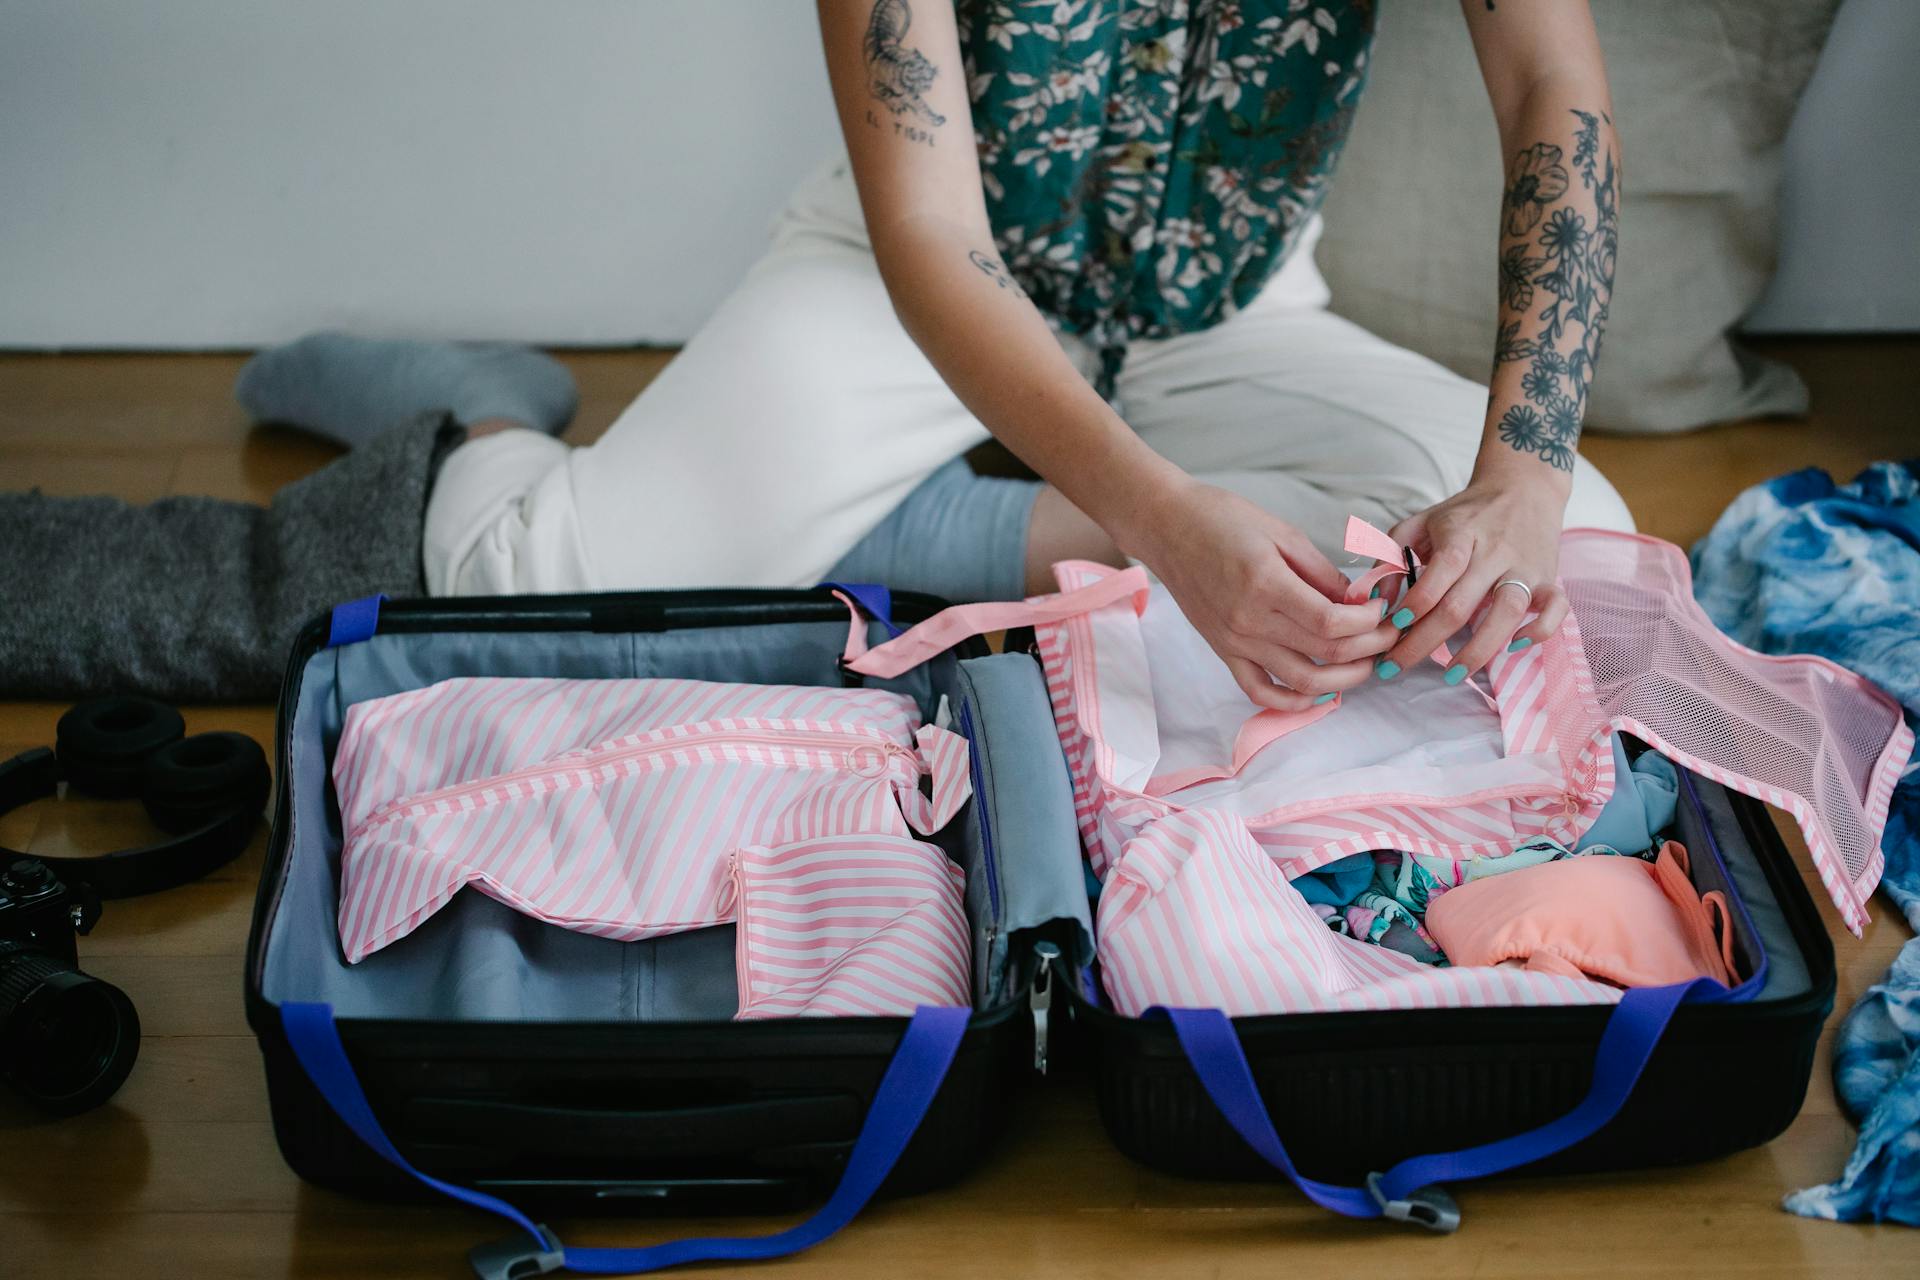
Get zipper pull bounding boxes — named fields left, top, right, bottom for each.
left=848, top=740, right=920, bottom=779
left=716, top=850, right=743, bottom=916
left=847, top=743, right=893, bottom=778
left=1030, top=940, right=1061, bottom=1075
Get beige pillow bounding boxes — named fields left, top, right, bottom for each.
left=1314, top=0, right=1838, bottom=434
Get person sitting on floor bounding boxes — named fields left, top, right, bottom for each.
left=0, top=1, right=1633, bottom=703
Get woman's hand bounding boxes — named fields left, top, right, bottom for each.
left=1377, top=480, right=1570, bottom=682
left=1124, top=480, right=1398, bottom=711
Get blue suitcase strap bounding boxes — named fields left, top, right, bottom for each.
left=818, top=582, right=904, bottom=638
left=1162, top=977, right=1730, bottom=1231
left=326, top=593, right=388, bottom=647
left=279, top=1001, right=971, bottom=1277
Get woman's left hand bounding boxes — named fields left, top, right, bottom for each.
left=1375, top=480, right=1571, bottom=681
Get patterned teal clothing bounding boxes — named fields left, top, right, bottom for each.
left=955, top=0, right=1376, bottom=388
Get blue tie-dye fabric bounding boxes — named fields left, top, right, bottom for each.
left=1691, top=459, right=1920, bottom=1226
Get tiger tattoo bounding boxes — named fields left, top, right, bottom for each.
left=863, top=0, right=946, bottom=127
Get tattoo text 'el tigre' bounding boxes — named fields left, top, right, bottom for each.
left=863, top=0, right=944, bottom=145
left=1492, top=110, right=1617, bottom=473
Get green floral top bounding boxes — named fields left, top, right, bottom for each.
left=956, top=0, right=1375, bottom=386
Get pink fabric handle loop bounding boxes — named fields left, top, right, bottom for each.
left=839, top=564, right=1153, bottom=679
left=1343, top=516, right=1497, bottom=707
left=1343, top=518, right=1426, bottom=638
left=1347, top=559, right=1479, bottom=680
left=830, top=590, right=873, bottom=664
left=1344, top=514, right=1409, bottom=566
left=1347, top=562, right=1405, bottom=606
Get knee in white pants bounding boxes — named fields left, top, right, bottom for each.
left=422, top=428, right=578, bottom=595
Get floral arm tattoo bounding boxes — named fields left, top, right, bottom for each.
left=1490, top=109, right=1618, bottom=472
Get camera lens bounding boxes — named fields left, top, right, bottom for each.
left=0, top=940, right=140, bottom=1114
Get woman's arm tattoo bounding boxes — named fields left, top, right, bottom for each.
left=969, top=249, right=1027, bottom=298
left=863, top=0, right=945, bottom=144
left=1492, top=109, right=1618, bottom=472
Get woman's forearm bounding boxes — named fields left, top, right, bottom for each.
left=1473, top=81, right=1620, bottom=496
left=869, top=211, right=1187, bottom=551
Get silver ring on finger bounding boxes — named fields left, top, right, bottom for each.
left=1495, top=579, right=1534, bottom=611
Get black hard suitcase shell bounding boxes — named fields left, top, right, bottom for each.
left=1063, top=766, right=1836, bottom=1187
left=244, top=589, right=1089, bottom=1215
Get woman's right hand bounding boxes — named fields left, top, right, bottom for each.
left=1122, top=480, right=1398, bottom=711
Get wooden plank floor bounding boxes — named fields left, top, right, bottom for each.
left=2, top=338, right=1916, bottom=1277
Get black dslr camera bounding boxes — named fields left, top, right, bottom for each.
left=0, top=696, right=269, bottom=1115
left=0, top=857, right=140, bottom=1114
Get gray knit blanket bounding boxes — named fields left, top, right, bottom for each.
left=0, top=414, right=458, bottom=702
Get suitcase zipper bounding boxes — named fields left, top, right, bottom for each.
left=349, top=720, right=924, bottom=837
left=956, top=701, right=1003, bottom=926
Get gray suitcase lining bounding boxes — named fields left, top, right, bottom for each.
left=1672, top=764, right=1809, bottom=1003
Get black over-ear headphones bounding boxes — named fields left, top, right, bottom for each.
left=0, top=696, right=271, bottom=897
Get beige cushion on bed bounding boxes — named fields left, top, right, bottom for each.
left=1313, top=0, right=1839, bottom=434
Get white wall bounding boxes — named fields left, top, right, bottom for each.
left=1743, top=0, right=1920, bottom=332
left=0, top=0, right=1910, bottom=349
left=0, top=0, right=840, bottom=348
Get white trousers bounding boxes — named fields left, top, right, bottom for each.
left=423, top=160, right=1634, bottom=596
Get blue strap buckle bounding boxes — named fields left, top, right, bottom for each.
left=1366, top=1172, right=1461, bottom=1233
left=469, top=1225, right=564, bottom=1280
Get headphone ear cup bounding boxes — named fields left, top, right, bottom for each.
left=56, top=697, right=187, bottom=797
left=140, top=732, right=271, bottom=835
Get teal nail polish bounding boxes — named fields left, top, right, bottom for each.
left=1445, top=663, right=1468, bottom=685
left=1379, top=599, right=1391, bottom=618
left=1314, top=691, right=1337, bottom=705
left=1508, top=637, right=1533, bottom=653
left=1391, top=607, right=1415, bottom=629
left=1369, top=585, right=1380, bottom=600
left=1375, top=659, right=1400, bottom=681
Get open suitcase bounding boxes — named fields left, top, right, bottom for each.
left=247, top=568, right=1864, bottom=1273
left=243, top=587, right=1094, bottom=1276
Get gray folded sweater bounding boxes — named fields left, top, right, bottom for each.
left=0, top=414, right=460, bottom=702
